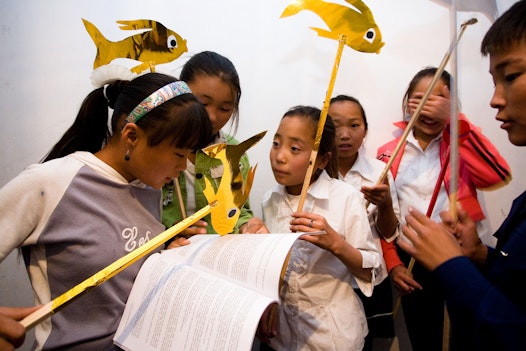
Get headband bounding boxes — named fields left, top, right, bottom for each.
left=126, top=81, right=192, bottom=123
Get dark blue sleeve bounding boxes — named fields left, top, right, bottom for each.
left=434, top=256, right=526, bottom=350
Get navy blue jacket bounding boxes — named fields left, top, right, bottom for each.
left=433, top=190, right=526, bottom=350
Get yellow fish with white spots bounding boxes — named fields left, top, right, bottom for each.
left=82, top=18, right=188, bottom=74
left=281, top=0, right=384, bottom=53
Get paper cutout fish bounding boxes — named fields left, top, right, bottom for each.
left=82, top=19, right=188, bottom=74
left=280, top=0, right=384, bottom=53
left=430, top=0, right=498, bottom=22
left=202, top=131, right=267, bottom=235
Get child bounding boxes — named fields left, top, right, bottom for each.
left=162, top=51, right=267, bottom=235
left=261, top=105, right=381, bottom=350
left=0, top=73, right=212, bottom=349
left=329, top=95, right=400, bottom=350
left=398, top=2, right=526, bottom=349
left=377, top=67, right=512, bottom=350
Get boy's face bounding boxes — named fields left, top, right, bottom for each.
left=489, top=40, right=526, bottom=146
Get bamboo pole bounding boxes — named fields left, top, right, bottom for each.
left=297, top=34, right=346, bottom=211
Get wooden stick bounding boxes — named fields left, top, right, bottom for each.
left=174, top=177, right=187, bottom=219
left=21, top=202, right=216, bottom=330
left=392, top=148, right=449, bottom=320
left=297, top=34, right=346, bottom=212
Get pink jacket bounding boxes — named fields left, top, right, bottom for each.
left=378, top=114, right=512, bottom=272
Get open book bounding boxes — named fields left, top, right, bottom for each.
left=114, top=233, right=303, bottom=351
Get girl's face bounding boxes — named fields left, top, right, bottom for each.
left=127, top=128, right=191, bottom=189
left=489, top=41, right=526, bottom=146
left=409, top=76, right=448, bottom=140
left=188, top=74, right=235, bottom=135
left=270, top=115, right=323, bottom=195
left=329, top=100, right=367, bottom=161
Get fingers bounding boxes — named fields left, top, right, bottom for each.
left=166, top=236, right=191, bottom=249
left=0, top=306, right=40, bottom=321
left=441, top=84, right=450, bottom=99
left=290, top=212, right=323, bottom=232
left=257, top=304, right=278, bottom=344
left=390, top=266, right=422, bottom=294
left=240, top=217, right=270, bottom=234
left=0, top=308, right=34, bottom=349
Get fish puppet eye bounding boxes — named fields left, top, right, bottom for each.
left=363, top=28, right=376, bottom=44
left=227, top=207, right=239, bottom=219
left=167, top=34, right=178, bottom=49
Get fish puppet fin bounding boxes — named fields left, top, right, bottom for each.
left=82, top=18, right=112, bottom=68
left=233, top=164, right=257, bottom=210
left=309, top=27, right=340, bottom=41
left=344, top=0, right=370, bottom=13
left=280, top=0, right=308, bottom=18
left=117, top=19, right=163, bottom=31
left=226, top=131, right=267, bottom=182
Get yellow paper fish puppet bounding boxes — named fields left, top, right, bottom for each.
left=202, top=131, right=267, bottom=235
left=82, top=18, right=188, bottom=74
left=280, top=0, right=384, bottom=53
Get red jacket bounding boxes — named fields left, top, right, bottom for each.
left=378, top=114, right=512, bottom=272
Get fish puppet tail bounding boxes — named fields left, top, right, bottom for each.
left=82, top=18, right=112, bottom=69
left=280, top=0, right=311, bottom=18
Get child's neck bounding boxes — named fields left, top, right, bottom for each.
left=338, top=153, right=358, bottom=176
left=285, top=171, right=321, bottom=196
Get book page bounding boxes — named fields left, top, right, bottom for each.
left=114, top=260, right=273, bottom=351
left=114, top=233, right=302, bottom=351
left=183, top=233, right=301, bottom=300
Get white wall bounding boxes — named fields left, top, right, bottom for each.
left=0, top=0, right=523, bottom=347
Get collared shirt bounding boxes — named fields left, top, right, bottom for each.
left=262, top=171, right=381, bottom=350
left=395, top=131, right=448, bottom=225
left=395, top=132, right=492, bottom=242
left=339, top=150, right=401, bottom=285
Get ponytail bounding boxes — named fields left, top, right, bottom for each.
left=42, top=80, right=128, bottom=162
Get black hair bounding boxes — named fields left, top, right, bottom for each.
left=43, top=73, right=212, bottom=162
left=329, top=94, right=368, bottom=132
left=282, top=105, right=338, bottom=179
left=402, top=67, right=451, bottom=116
left=481, top=0, right=526, bottom=56
left=180, top=51, right=241, bottom=134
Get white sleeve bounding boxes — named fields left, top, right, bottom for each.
left=344, top=194, right=382, bottom=297
left=0, top=161, right=77, bottom=262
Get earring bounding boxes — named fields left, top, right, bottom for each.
left=124, top=150, right=130, bottom=161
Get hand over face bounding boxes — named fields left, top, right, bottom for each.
left=408, top=84, right=451, bottom=124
